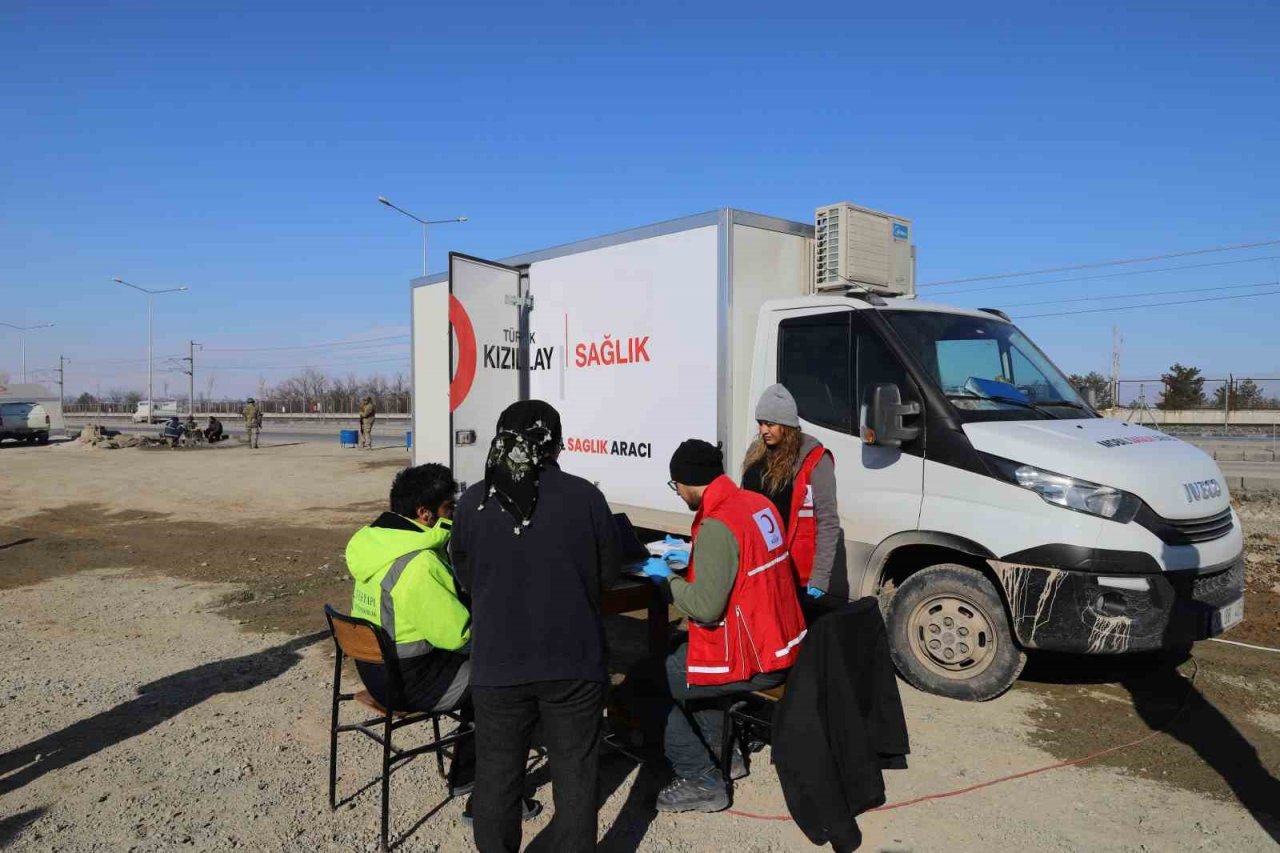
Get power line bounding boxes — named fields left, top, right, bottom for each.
left=202, top=333, right=409, bottom=353
left=1015, top=288, right=1280, bottom=320
left=997, top=278, right=1280, bottom=309
left=927, top=254, right=1280, bottom=297
left=200, top=355, right=411, bottom=372
left=920, top=238, right=1280, bottom=288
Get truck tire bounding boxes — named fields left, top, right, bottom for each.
left=887, top=563, right=1025, bottom=702
left=36, top=432, right=49, bottom=445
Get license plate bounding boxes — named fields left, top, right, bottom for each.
left=1213, top=598, right=1245, bottom=634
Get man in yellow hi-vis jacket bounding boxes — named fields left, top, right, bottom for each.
left=347, top=463, right=474, bottom=795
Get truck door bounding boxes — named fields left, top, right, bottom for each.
left=772, top=308, right=924, bottom=596
left=449, top=253, right=526, bottom=489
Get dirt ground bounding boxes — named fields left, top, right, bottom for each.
left=1, top=439, right=1277, bottom=851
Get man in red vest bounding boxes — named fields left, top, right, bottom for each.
left=641, top=439, right=808, bottom=813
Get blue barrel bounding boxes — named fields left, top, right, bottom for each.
left=405, top=431, right=413, bottom=449
left=339, top=429, right=358, bottom=448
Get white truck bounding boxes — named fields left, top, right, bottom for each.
left=0, top=383, right=64, bottom=445
left=410, top=203, right=1244, bottom=700
left=132, top=400, right=179, bottom=423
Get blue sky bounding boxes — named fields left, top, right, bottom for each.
left=2, top=0, right=1279, bottom=398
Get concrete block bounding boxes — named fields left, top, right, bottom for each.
left=1225, top=476, right=1245, bottom=494
left=1241, top=477, right=1280, bottom=494
left=1215, top=448, right=1245, bottom=462
left=1244, top=449, right=1276, bottom=463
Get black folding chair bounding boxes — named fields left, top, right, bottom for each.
left=324, top=605, right=472, bottom=851
left=720, top=684, right=785, bottom=781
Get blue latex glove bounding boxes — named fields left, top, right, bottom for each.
left=663, top=534, right=685, bottom=545
left=663, top=549, right=690, bottom=567
left=806, top=585, right=825, bottom=599
left=641, top=556, right=672, bottom=582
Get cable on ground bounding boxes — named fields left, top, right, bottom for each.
left=724, top=657, right=1201, bottom=822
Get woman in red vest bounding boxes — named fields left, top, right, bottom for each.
left=741, top=384, right=844, bottom=598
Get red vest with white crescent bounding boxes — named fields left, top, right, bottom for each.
left=684, top=475, right=808, bottom=686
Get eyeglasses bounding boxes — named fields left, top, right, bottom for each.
left=667, top=480, right=678, bottom=492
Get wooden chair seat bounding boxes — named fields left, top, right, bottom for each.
left=752, top=685, right=786, bottom=702
left=353, top=689, right=424, bottom=720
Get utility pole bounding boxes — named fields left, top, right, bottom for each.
left=183, top=340, right=202, bottom=417
left=57, top=355, right=68, bottom=406
left=1224, top=373, right=1233, bottom=437
left=1110, top=325, right=1122, bottom=411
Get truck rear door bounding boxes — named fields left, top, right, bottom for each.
left=448, top=253, right=526, bottom=488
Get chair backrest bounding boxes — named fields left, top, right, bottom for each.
left=324, top=604, right=388, bottom=664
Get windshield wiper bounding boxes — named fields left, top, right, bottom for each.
left=1030, top=399, right=1091, bottom=412
left=945, top=392, right=1043, bottom=413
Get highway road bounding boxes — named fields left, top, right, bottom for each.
left=77, top=422, right=412, bottom=450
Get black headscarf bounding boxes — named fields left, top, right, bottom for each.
left=479, top=400, right=563, bottom=534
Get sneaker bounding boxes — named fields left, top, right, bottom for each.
left=655, top=770, right=730, bottom=813
left=460, top=796, right=543, bottom=827
left=447, top=780, right=474, bottom=798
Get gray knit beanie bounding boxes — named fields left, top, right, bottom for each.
left=755, top=383, right=799, bottom=428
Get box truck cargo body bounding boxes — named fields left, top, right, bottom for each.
left=411, top=206, right=1245, bottom=700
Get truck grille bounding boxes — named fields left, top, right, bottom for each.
left=1135, top=506, right=1234, bottom=545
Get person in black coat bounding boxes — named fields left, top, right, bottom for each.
left=451, top=400, right=622, bottom=853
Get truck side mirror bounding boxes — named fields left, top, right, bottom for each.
left=862, top=383, right=921, bottom=448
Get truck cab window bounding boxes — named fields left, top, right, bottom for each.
left=778, top=313, right=853, bottom=433
left=854, top=316, right=913, bottom=406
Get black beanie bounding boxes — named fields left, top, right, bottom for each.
left=669, top=439, right=723, bottom=487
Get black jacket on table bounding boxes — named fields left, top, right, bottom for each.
left=772, top=598, right=910, bottom=853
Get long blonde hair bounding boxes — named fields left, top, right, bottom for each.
left=742, top=426, right=803, bottom=494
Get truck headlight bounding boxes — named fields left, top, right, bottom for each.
left=982, top=454, right=1141, bottom=522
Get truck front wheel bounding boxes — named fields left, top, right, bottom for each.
left=887, top=563, right=1025, bottom=701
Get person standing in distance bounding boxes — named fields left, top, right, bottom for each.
left=359, top=396, right=377, bottom=450
left=451, top=400, right=622, bottom=853
left=242, top=397, right=263, bottom=450
left=741, top=384, right=843, bottom=599
left=641, top=439, right=807, bottom=813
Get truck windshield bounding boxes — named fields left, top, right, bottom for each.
left=882, top=311, right=1093, bottom=421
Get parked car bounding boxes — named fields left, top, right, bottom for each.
left=0, top=402, right=51, bottom=445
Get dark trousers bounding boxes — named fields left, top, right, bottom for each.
left=663, top=641, right=785, bottom=779
left=472, top=679, right=605, bottom=853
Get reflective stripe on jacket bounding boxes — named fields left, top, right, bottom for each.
left=685, top=475, right=808, bottom=686
left=787, top=445, right=830, bottom=586
left=346, top=512, right=470, bottom=659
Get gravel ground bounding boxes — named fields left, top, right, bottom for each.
left=0, top=442, right=1277, bottom=851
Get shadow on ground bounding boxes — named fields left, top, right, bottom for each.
left=1021, top=646, right=1280, bottom=842
left=0, top=632, right=326, bottom=797
left=0, top=808, right=47, bottom=846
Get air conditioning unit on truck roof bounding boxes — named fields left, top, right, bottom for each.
left=814, top=201, right=915, bottom=297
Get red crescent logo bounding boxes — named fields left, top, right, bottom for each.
left=449, top=295, right=477, bottom=412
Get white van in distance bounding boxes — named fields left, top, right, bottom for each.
left=132, top=400, right=179, bottom=423
left=410, top=202, right=1244, bottom=701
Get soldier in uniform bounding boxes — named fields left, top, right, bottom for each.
left=243, top=397, right=263, bottom=449
left=359, top=396, right=377, bottom=449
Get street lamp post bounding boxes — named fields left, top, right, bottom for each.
left=0, top=322, right=55, bottom=383
left=377, top=196, right=468, bottom=276
left=112, top=278, right=189, bottom=418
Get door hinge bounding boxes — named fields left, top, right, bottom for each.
left=505, top=294, right=535, bottom=309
